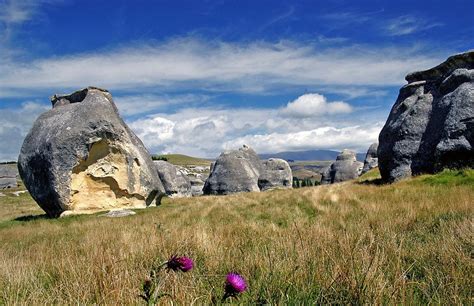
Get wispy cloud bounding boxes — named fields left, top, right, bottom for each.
left=0, top=37, right=444, bottom=97
left=114, top=93, right=210, bottom=116
left=0, top=0, right=61, bottom=60
left=321, top=9, right=385, bottom=29
left=384, top=15, right=443, bottom=36
left=258, top=5, right=296, bottom=32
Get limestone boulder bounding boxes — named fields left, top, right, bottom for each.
left=203, top=145, right=262, bottom=195
left=379, top=51, right=474, bottom=182
left=0, top=164, right=18, bottom=189
left=154, top=160, right=192, bottom=197
left=258, top=158, right=292, bottom=191
left=320, top=166, right=332, bottom=185
left=362, top=143, right=379, bottom=174
left=321, top=150, right=363, bottom=184
left=18, top=87, right=164, bottom=217
left=189, top=177, right=205, bottom=196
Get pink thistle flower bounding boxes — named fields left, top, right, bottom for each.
left=224, top=273, right=247, bottom=297
left=166, top=255, right=194, bottom=272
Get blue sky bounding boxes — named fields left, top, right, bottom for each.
left=0, top=0, right=472, bottom=160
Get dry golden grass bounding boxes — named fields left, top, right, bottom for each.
left=0, top=169, right=472, bottom=304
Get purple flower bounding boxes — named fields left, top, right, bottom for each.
left=166, top=255, right=194, bottom=272
left=224, top=273, right=247, bottom=296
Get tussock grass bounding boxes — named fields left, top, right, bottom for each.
left=0, top=170, right=472, bottom=304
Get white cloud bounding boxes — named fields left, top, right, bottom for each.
left=0, top=38, right=444, bottom=97
left=281, top=93, right=352, bottom=117
left=385, top=15, right=443, bottom=36
left=126, top=93, right=381, bottom=158
left=0, top=101, right=49, bottom=161
left=224, top=124, right=383, bottom=154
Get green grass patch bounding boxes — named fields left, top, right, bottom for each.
left=418, top=169, right=474, bottom=186
left=357, top=167, right=381, bottom=182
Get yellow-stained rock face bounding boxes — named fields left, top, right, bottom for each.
left=69, top=139, right=146, bottom=214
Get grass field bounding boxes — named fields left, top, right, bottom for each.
left=0, top=169, right=472, bottom=304
left=152, top=154, right=212, bottom=167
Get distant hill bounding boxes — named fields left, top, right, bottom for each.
left=152, top=154, right=212, bottom=166
left=259, top=149, right=365, bottom=162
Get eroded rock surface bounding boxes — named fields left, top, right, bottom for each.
left=362, top=143, right=379, bottom=174
left=320, top=166, right=332, bottom=185
left=0, top=165, right=17, bottom=189
left=379, top=51, right=474, bottom=182
left=258, top=158, right=292, bottom=191
left=18, top=87, right=164, bottom=217
left=154, top=160, right=192, bottom=197
left=321, top=150, right=363, bottom=184
left=203, top=145, right=262, bottom=195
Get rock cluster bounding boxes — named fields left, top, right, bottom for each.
left=361, top=143, right=378, bottom=174
left=154, top=160, right=192, bottom=198
left=203, top=145, right=292, bottom=195
left=320, top=150, right=363, bottom=184
left=18, top=87, right=164, bottom=217
left=0, top=165, right=18, bottom=189
left=378, top=51, right=474, bottom=182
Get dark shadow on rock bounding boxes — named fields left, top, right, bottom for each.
left=13, top=214, right=51, bottom=222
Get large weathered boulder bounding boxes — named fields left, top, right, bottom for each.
left=379, top=51, right=474, bottom=182
left=362, top=143, right=379, bottom=174
left=18, top=87, right=164, bottom=217
left=258, top=158, right=292, bottom=191
left=203, top=145, right=262, bottom=195
left=154, top=160, right=192, bottom=197
left=0, top=164, right=17, bottom=189
left=321, top=150, right=363, bottom=184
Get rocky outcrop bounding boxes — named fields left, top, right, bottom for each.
left=0, top=165, right=17, bottom=189
left=18, top=87, right=164, bottom=217
left=203, top=145, right=262, bottom=195
left=362, top=143, right=378, bottom=174
left=203, top=145, right=292, bottom=195
left=320, top=166, right=332, bottom=185
left=154, top=160, right=192, bottom=197
left=320, top=150, right=363, bottom=184
left=189, top=177, right=205, bottom=196
left=379, top=51, right=474, bottom=182
left=258, top=158, right=292, bottom=191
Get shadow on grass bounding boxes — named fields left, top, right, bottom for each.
left=13, top=214, right=51, bottom=222
left=357, top=178, right=386, bottom=186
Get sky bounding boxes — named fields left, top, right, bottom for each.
left=0, top=0, right=472, bottom=161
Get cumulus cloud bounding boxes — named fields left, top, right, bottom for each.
left=281, top=93, right=352, bottom=117
left=224, top=125, right=383, bottom=154
left=0, top=38, right=443, bottom=97
left=126, top=93, right=380, bottom=158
